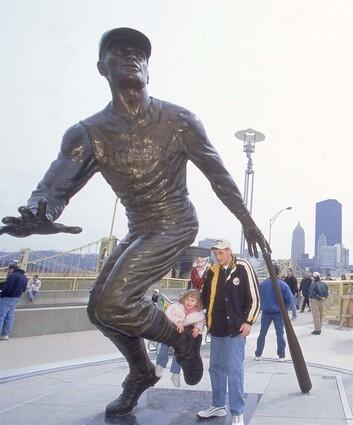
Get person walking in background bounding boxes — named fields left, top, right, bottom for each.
left=300, top=272, right=312, bottom=313
left=0, top=264, right=28, bottom=340
left=155, top=289, right=204, bottom=387
left=27, top=275, right=41, bottom=301
left=255, top=264, right=292, bottom=362
left=309, top=272, right=329, bottom=335
left=284, top=268, right=298, bottom=320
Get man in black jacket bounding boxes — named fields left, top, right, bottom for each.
left=300, top=272, right=312, bottom=313
left=0, top=264, right=27, bottom=340
left=285, top=268, right=298, bottom=320
left=198, top=240, right=259, bottom=425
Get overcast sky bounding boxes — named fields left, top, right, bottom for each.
left=1, top=0, right=352, bottom=262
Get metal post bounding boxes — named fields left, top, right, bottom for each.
left=235, top=129, right=265, bottom=257
left=268, top=206, right=293, bottom=247
left=18, top=248, right=30, bottom=271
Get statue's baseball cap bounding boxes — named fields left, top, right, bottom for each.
left=211, top=239, right=232, bottom=250
left=99, top=27, right=152, bottom=60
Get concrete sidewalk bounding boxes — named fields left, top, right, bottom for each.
left=1, top=311, right=352, bottom=373
left=0, top=312, right=352, bottom=425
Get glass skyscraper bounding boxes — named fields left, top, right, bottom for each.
left=315, top=199, right=342, bottom=256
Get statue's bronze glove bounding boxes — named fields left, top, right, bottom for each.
left=0, top=199, right=82, bottom=238
left=241, top=214, right=271, bottom=258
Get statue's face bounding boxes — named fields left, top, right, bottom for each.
left=98, top=42, right=149, bottom=89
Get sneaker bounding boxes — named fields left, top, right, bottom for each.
left=278, top=357, right=286, bottom=362
left=197, top=406, right=227, bottom=418
left=311, top=330, right=321, bottom=335
left=171, top=373, right=181, bottom=388
left=155, top=364, right=164, bottom=378
left=232, top=414, right=244, bottom=424
left=0, top=335, right=10, bottom=340
left=254, top=356, right=261, bottom=361
left=291, top=316, right=297, bottom=321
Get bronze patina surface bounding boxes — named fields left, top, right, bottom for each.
left=1, top=27, right=270, bottom=416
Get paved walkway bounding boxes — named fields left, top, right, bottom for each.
left=0, top=312, right=352, bottom=424
left=1, top=312, right=352, bottom=373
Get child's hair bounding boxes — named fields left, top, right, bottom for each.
left=178, top=289, right=203, bottom=311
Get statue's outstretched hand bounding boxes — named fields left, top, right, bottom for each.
left=243, top=218, right=271, bottom=258
left=0, top=199, right=82, bottom=238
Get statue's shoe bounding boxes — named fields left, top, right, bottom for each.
left=174, top=333, right=203, bottom=385
left=105, top=367, right=159, bottom=417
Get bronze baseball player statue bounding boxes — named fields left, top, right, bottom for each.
left=0, top=28, right=271, bottom=417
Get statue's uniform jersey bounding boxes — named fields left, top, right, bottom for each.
left=80, top=98, right=197, bottom=230
left=83, top=99, right=188, bottom=211
left=28, top=97, right=246, bottom=231
left=26, top=96, right=249, bottom=343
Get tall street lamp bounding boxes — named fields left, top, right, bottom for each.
left=235, top=128, right=265, bottom=257
left=269, top=206, right=293, bottom=247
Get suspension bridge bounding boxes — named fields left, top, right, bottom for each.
left=0, top=237, right=118, bottom=277
left=0, top=237, right=302, bottom=280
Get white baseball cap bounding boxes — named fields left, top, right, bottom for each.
left=313, top=272, right=320, bottom=279
left=211, top=239, right=232, bottom=250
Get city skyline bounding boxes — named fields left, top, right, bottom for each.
left=2, top=197, right=351, bottom=268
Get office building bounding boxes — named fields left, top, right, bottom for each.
left=172, top=246, right=210, bottom=279
left=198, top=239, right=218, bottom=249
left=291, top=222, right=305, bottom=267
left=315, top=199, right=342, bottom=256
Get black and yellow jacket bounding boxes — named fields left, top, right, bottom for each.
left=201, top=257, right=260, bottom=336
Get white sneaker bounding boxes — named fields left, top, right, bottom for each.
left=155, top=364, right=164, bottom=378
left=254, top=356, right=261, bottom=361
left=278, top=357, right=286, bottom=362
left=232, top=414, right=244, bottom=424
left=197, top=406, right=227, bottom=418
left=0, top=335, right=10, bottom=340
left=171, top=373, right=181, bottom=387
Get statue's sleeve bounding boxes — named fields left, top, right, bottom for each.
left=184, top=113, right=250, bottom=225
left=27, top=123, right=98, bottom=221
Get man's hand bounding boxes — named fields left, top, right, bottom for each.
left=192, top=327, right=200, bottom=338
left=0, top=199, right=82, bottom=238
left=176, top=321, right=184, bottom=333
left=243, top=217, right=271, bottom=258
left=240, top=322, right=251, bottom=337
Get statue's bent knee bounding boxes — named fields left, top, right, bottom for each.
left=94, top=299, right=128, bottom=328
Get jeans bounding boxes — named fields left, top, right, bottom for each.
left=290, top=293, right=297, bottom=318
left=0, top=297, right=20, bottom=336
left=255, top=312, right=286, bottom=358
left=28, top=289, right=39, bottom=301
left=156, top=343, right=181, bottom=374
left=209, top=334, right=245, bottom=416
